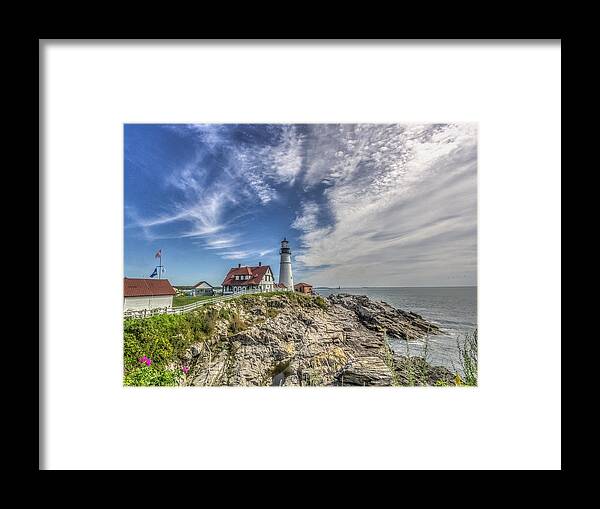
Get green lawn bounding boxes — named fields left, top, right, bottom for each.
left=172, top=294, right=216, bottom=307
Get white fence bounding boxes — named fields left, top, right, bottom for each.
left=123, top=290, right=262, bottom=320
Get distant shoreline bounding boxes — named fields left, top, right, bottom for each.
left=314, top=285, right=478, bottom=289
left=169, top=284, right=478, bottom=290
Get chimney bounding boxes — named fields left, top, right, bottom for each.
left=238, top=263, right=241, bottom=268
left=259, top=261, right=262, bottom=266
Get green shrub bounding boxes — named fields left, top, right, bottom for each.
left=123, top=307, right=224, bottom=377
left=124, top=364, right=180, bottom=386
left=123, top=314, right=181, bottom=366
left=218, top=307, right=231, bottom=320
left=314, top=296, right=329, bottom=310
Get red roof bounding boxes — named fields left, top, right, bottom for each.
left=222, top=265, right=271, bottom=286
left=124, top=278, right=176, bottom=297
left=294, top=282, right=313, bottom=288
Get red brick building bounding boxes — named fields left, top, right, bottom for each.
left=294, top=282, right=313, bottom=294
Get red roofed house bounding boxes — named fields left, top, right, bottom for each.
left=123, top=277, right=177, bottom=311
left=222, top=262, right=275, bottom=294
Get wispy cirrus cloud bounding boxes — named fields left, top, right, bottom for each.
left=127, top=124, right=304, bottom=260
left=222, top=248, right=276, bottom=260
left=262, top=125, right=305, bottom=184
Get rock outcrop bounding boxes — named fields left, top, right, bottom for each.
left=184, top=293, right=456, bottom=386
left=327, top=293, right=440, bottom=340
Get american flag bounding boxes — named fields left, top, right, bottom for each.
left=155, top=249, right=161, bottom=258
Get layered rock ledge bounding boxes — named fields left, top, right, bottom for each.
left=184, top=292, right=457, bottom=386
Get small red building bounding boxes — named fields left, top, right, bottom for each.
left=294, top=282, right=313, bottom=294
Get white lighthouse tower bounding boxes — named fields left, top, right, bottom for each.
left=278, top=237, right=294, bottom=290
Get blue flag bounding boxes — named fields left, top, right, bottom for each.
left=149, top=268, right=158, bottom=278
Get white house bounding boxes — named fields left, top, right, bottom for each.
left=222, top=262, right=275, bottom=294
left=123, top=277, right=176, bottom=311
left=191, top=280, right=214, bottom=296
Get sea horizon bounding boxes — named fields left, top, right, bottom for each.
left=170, top=283, right=478, bottom=289
left=313, top=285, right=477, bottom=289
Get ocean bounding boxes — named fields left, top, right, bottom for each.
left=315, top=286, right=477, bottom=373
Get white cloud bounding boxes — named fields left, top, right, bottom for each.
left=233, top=148, right=277, bottom=204
left=222, top=250, right=253, bottom=260
left=293, top=123, right=478, bottom=286
left=263, top=125, right=304, bottom=184
left=291, top=201, right=319, bottom=233
left=202, top=235, right=241, bottom=250
left=222, top=248, right=275, bottom=261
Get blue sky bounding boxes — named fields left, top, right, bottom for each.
left=124, top=124, right=477, bottom=287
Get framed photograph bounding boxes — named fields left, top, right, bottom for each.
left=41, top=39, right=561, bottom=470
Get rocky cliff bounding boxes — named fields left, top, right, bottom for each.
left=182, top=292, right=457, bottom=386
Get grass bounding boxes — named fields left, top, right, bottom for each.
left=227, top=310, right=247, bottom=334
left=172, top=294, right=215, bottom=307
left=232, top=290, right=329, bottom=310
left=456, top=329, right=478, bottom=386
left=382, top=330, right=400, bottom=386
